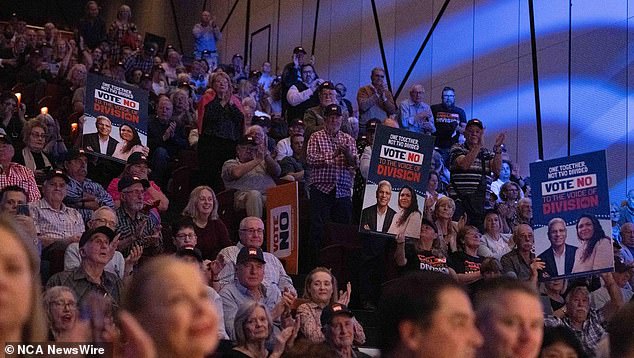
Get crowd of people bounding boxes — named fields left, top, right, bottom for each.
left=1, top=2, right=634, bottom=358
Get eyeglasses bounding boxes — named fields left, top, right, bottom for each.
left=50, top=300, right=77, bottom=309
left=30, top=132, right=47, bottom=139
left=122, top=189, right=144, bottom=196
left=175, top=233, right=197, bottom=240
left=92, top=218, right=117, bottom=228
left=240, top=228, right=264, bottom=235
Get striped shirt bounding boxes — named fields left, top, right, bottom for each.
left=30, top=199, right=85, bottom=243
left=307, top=129, right=358, bottom=198
left=447, top=143, right=494, bottom=197
left=65, top=177, right=115, bottom=223
left=0, top=162, right=41, bottom=202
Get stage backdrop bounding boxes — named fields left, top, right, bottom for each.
left=359, top=126, right=434, bottom=239
left=531, top=150, right=614, bottom=281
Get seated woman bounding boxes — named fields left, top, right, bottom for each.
left=387, top=185, right=423, bottom=239
left=478, top=210, right=514, bottom=260
left=394, top=218, right=456, bottom=277
left=224, top=301, right=297, bottom=358
left=13, top=119, right=53, bottom=183
left=39, top=113, right=68, bottom=165
left=122, top=256, right=220, bottom=358
left=423, top=171, right=445, bottom=220
left=181, top=185, right=232, bottom=260
left=43, top=286, right=78, bottom=341
left=433, top=196, right=461, bottom=256
left=112, top=124, right=148, bottom=161
left=296, top=267, right=365, bottom=345
left=495, top=181, right=523, bottom=233
left=572, top=213, right=613, bottom=273
left=107, top=152, right=168, bottom=223
left=448, top=225, right=485, bottom=285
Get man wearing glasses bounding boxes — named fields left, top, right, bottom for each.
left=431, top=86, right=467, bottom=163
left=215, top=216, right=296, bottom=295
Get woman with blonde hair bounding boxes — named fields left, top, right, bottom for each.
left=433, top=196, right=461, bottom=256
left=43, top=286, right=78, bottom=341
left=0, top=216, right=47, bottom=344
left=182, top=185, right=232, bottom=259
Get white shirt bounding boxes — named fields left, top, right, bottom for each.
left=553, top=246, right=566, bottom=276
left=276, top=137, right=292, bottom=160
left=99, top=136, right=109, bottom=154
left=376, top=208, right=387, bottom=232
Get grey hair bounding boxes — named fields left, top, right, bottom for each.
left=234, top=301, right=273, bottom=345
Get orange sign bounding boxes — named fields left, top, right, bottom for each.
left=266, top=182, right=299, bottom=274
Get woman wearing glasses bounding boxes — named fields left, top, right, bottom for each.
left=14, top=119, right=54, bottom=183
left=43, top=286, right=78, bottom=341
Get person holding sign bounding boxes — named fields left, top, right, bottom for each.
left=387, top=185, right=422, bottom=239
left=572, top=214, right=613, bottom=273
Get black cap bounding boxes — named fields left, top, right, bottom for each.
left=127, top=152, right=148, bottom=165
left=289, top=118, right=305, bottom=128
left=366, top=118, right=382, bottom=132
left=614, top=258, right=633, bottom=273
left=320, top=303, right=354, bottom=326
left=141, top=72, right=152, bottom=81
left=232, top=53, right=243, bottom=59
left=319, top=81, right=336, bottom=91
left=118, top=175, right=150, bottom=192
left=324, top=104, right=342, bottom=117
left=293, top=46, right=307, bottom=55
left=252, top=115, right=271, bottom=128
left=175, top=247, right=203, bottom=263
left=29, top=49, right=43, bottom=58
left=421, top=218, right=437, bottom=233
left=0, top=128, right=12, bottom=145
left=152, top=64, right=165, bottom=73
left=236, top=247, right=266, bottom=265
left=466, top=118, right=484, bottom=129
left=64, top=148, right=87, bottom=162
left=45, top=169, right=70, bottom=183
left=237, top=135, right=257, bottom=146
left=143, top=42, right=158, bottom=54
left=79, top=226, right=116, bottom=248
left=201, top=49, right=212, bottom=56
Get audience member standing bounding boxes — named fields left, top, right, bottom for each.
left=431, top=86, right=467, bottom=162
left=192, top=11, right=221, bottom=60
left=107, top=5, right=137, bottom=64
left=356, top=67, right=397, bottom=134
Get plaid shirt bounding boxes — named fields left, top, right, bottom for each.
left=30, top=199, right=85, bottom=243
left=544, top=309, right=607, bottom=357
left=0, top=162, right=41, bottom=202
left=307, top=129, right=358, bottom=198
left=115, top=206, right=162, bottom=256
left=65, top=177, right=115, bottom=223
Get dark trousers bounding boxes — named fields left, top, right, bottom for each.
left=359, top=234, right=389, bottom=304
left=198, top=136, right=236, bottom=193
left=308, top=187, right=352, bottom=268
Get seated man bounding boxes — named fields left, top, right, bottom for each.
left=31, top=170, right=85, bottom=275
left=221, top=135, right=280, bottom=218
left=64, top=206, right=142, bottom=280
left=275, top=118, right=305, bottom=160
left=47, top=226, right=123, bottom=306
left=279, top=134, right=306, bottom=182
left=0, top=128, right=40, bottom=202
left=219, top=246, right=295, bottom=340
left=63, top=149, right=115, bottom=224
left=321, top=303, right=371, bottom=358
left=590, top=259, right=633, bottom=310
left=115, top=176, right=162, bottom=257
left=500, top=224, right=544, bottom=283
left=216, top=216, right=296, bottom=295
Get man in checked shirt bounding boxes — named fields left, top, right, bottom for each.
left=306, top=103, right=358, bottom=266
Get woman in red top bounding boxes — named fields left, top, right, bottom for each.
left=181, top=185, right=232, bottom=260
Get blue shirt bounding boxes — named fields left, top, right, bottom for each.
left=64, top=177, right=114, bottom=224
left=219, top=281, right=281, bottom=340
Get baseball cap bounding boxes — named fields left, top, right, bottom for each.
left=319, top=81, right=336, bottom=91
left=293, top=46, right=307, bottom=55
left=237, top=135, right=257, bottom=146
left=289, top=118, right=305, bottom=128
left=127, top=152, right=148, bottom=165
left=118, top=175, right=150, bottom=192
left=232, top=53, right=243, bottom=59
left=64, top=148, right=88, bottom=162
left=0, top=128, right=12, bottom=145
left=320, top=303, right=354, bottom=326
left=324, top=104, right=342, bottom=117
left=45, top=169, right=70, bottom=183
left=236, top=247, right=266, bottom=265
left=466, top=118, right=484, bottom=129
left=175, top=247, right=204, bottom=263
left=366, top=118, right=382, bottom=132
left=421, top=218, right=438, bottom=233
left=79, top=226, right=116, bottom=248
left=252, top=115, right=271, bottom=128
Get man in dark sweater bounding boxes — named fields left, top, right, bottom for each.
left=431, top=86, right=467, bottom=163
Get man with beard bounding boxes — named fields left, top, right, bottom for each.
left=115, top=175, right=162, bottom=257
left=321, top=303, right=371, bottom=358
left=545, top=274, right=624, bottom=357
left=360, top=180, right=396, bottom=233
left=47, top=226, right=123, bottom=306
left=431, top=87, right=467, bottom=162
left=63, top=149, right=114, bottom=224
left=539, top=217, right=578, bottom=278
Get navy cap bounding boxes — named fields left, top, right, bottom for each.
left=176, top=247, right=204, bottom=263
left=293, top=46, right=307, bottom=55
left=324, top=104, right=342, bottom=117
left=320, top=303, right=354, bottom=326
left=0, top=128, right=12, bottom=145
left=45, top=169, right=70, bottom=184
left=127, top=152, right=148, bottom=165
left=237, top=135, right=257, bottom=146
left=466, top=118, right=484, bottom=129
left=232, top=53, right=243, bottom=59
left=118, top=176, right=150, bottom=192
left=236, top=247, right=266, bottom=265
left=79, top=226, right=116, bottom=248
left=252, top=115, right=271, bottom=128
left=319, top=81, right=336, bottom=91
left=289, top=118, right=305, bottom=128
left=366, top=118, right=382, bottom=132
left=65, top=148, right=88, bottom=162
